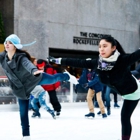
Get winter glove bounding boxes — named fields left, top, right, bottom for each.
left=47, top=56, right=62, bottom=64
left=82, top=83, right=89, bottom=89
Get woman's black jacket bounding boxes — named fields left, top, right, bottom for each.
left=61, top=49, right=140, bottom=96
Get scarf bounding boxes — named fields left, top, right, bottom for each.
left=97, top=50, right=120, bottom=71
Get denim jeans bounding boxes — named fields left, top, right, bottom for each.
left=38, top=73, right=69, bottom=85
left=105, top=86, right=111, bottom=108
left=31, top=91, right=50, bottom=111
left=18, top=99, right=30, bottom=136
left=105, top=86, right=118, bottom=108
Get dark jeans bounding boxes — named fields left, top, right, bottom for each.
left=105, top=86, right=118, bottom=108
left=48, top=90, right=61, bottom=112
left=18, top=99, right=30, bottom=136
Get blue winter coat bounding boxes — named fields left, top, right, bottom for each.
left=78, top=69, right=102, bottom=93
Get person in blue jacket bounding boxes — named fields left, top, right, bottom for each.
left=76, top=68, right=107, bottom=118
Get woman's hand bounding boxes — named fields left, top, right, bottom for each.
left=33, top=70, right=44, bottom=75
left=47, top=56, right=62, bottom=64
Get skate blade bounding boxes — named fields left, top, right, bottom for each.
left=85, top=116, right=94, bottom=119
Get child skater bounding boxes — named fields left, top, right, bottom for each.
left=76, top=68, right=107, bottom=118
left=49, top=35, right=140, bottom=140
left=2, top=34, right=78, bottom=140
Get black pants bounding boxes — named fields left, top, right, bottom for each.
left=121, top=99, right=139, bottom=140
left=48, top=90, right=61, bottom=112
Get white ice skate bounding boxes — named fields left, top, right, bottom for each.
left=22, top=136, right=31, bottom=140
left=64, top=69, right=79, bottom=85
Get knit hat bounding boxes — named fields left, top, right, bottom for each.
left=4, top=34, right=36, bottom=49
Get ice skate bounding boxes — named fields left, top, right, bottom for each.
left=114, top=102, right=120, bottom=108
left=21, top=136, right=31, bottom=140
left=85, top=112, right=95, bottom=118
left=102, top=113, right=107, bottom=118
left=97, top=111, right=101, bottom=115
left=31, top=111, right=41, bottom=118
left=64, top=69, right=79, bottom=85
left=56, top=111, right=60, bottom=116
left=47, top=109, right=56, bottom=119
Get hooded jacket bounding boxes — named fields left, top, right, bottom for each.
left=0, top=51, right=42, bottom=99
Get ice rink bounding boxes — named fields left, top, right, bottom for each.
left=0, top=101, right=140, bottom=140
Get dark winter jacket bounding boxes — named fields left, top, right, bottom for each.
left=0, top=51, right=42, bottom=99
left=78, top=69, right=102, bottom=93
left=61, top=49, right=140, bottom=96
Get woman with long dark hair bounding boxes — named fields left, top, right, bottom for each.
left=49, top=35, right=140, bottom=140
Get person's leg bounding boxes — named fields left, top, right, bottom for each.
left=18, top=99, right=30, bottom=137
left=105, top=86, right=111, bottom=115
left=48, top=90, right=61, bottom=115
left=96, top=91, right=107, bottom=118
left=85, top=88, right=95, bottom=118
left=86, top=88, right=95, bottom=113
left=94, top=95, right=99, bottom=108
left=101, top=85, right=106, bottom=105
left=38, top=91, right=56, bottom=119
left=28, top=95, right=34, bottom=111
left=38, top=72, right=78, bottom=85
left=121, top=99, right=139, bottom=140
left=112, top=90, right=120, bottom=108
left=31, top=98, right=41, bottom=118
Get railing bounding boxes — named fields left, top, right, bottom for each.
left=0, top=77, right=87, bottom=104
left=0, top=76, right=17, bottom=104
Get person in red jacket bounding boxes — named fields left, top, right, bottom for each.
left=37, top=59, right=61, bottom=116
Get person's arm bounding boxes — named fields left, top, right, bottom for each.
left=88, top=75, right=99, bottom=87
left=123, top=49, right=140, bottom=66
left=21, top=57, right=43, bottom=75
left=48, top=57, right=98, bottom=69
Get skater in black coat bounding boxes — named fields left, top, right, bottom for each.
left=49, top=35, right=140, bottom=140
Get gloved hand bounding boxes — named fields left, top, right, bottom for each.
left=47, top=56, right=62, bottom=64
left=82, top=83, right=89, bottom=89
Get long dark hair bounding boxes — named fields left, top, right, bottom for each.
left=99, top=35, right=126, bottom=55
left=16, top=49, right=32, bottom=60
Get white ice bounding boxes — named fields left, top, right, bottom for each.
left=0, top=101, right=140, bottom=140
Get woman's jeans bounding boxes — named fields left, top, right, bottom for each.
left=31, top=91, right=50, bottom=111
left=105, top=86, right=118, bottom=108
left=38, top=73, right=69, bottom=85
left=18, top=99, right=30, bottom=136
left=18, top=73, right=69, bottom=136
left=105, top=86, right=111, bottom=108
